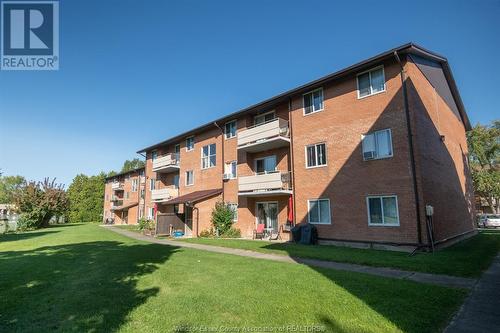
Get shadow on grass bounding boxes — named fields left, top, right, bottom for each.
left=0, top=230, right=60, bottom=243
left=0, top=239, right=179, bottom=332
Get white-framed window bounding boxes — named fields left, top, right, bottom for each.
left=357, top=66, right=386, bottom=98
left=366, top=195, right=400, bottom=226
left=225, top=161, right=237, bottom=179
left=362, top=129, right=393, bottom=160
left=224, top=120, right=237, bottom=139
left=255, top=156, right=276, bottom=174
left=228, top=203, right=238, bottom=222
left=151, top=150, right=158, bottom=161
left=131, top=179, right=138, bottom=192
left=307, top=199, right=331, bottom=224
left=148, top=207, right=155, bottom=220
left=186, top=136, right=194, bottom=151
left=303, top=88, right=324, bottom=115
left=254, top=111, right=276, bottom=125
left=149, top=178, right=156, bottom=191
left=186, top=170, right=194, bottom=186
left=201, top=143, right=216, bottom=169
left=306, top=143, right=327, bottom=168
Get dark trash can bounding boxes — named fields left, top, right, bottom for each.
left=291, top=225, right=302, bottom=242
left=291, top=223, right=318, bottom=245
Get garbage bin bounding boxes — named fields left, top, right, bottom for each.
left=291, top=225, right=302, bottom=243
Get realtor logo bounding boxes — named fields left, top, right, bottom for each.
left=1, top=1, right=59, bottom=70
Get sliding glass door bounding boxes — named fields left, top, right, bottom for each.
left=256, top=202, right=278, bottom=231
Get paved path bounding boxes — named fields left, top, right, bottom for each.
left=104, top=225, right=476, bottom=289
left=445, top=254, right=500, bottom=332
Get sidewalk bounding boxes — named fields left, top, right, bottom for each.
left=445, top=254, right=500, bottom=332
left=104, top=225, right=476, bottom=289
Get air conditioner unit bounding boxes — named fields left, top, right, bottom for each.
left=363, top=151, right=376, bottom=160
left=223, top=173, right=233, bottom=180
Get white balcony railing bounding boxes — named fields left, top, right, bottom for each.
left=152, top=153, right=180, bottom=173
left=237, top=118, right=290, bottom=152
left=111, top=182, right=123, bottom=190
left=238, top=171, right=292, bottom=195
left=151, top=187, right=179, bottom=202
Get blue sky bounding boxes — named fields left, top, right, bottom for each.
left=0, top=0, right=498, bottom=186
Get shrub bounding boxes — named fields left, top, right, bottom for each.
left=221, top=227, right=241, bottom=238
left=17, top=210, right=43, bottom=231
left=138, top=218, right=154, bottom=231
left=211, top=202, right=234, bottom=235
left=199, top=229, right=215, bottom=238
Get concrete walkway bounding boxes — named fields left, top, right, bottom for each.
left=104, top=225, right=476, bottom=289
left=445, top=254, right=500, bottom=332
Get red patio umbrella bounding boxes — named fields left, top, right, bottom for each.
left=287, top=195, right=294, bottom=225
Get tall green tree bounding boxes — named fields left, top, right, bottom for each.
left=467, top=120, right=500, bottom=213
left=0, top=175, right=25, bottom=204
left=121, top=158, right=145, bottom=173
left=67, top=173, right=106, bottom=222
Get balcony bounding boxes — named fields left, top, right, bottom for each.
left=151, top=187, right=179, bottom=203
left=237, top=118, right=290, bottom=153
left=152, top=153, right=180, bottom=173
left=111, top=182, right=123, bottom=191
left=110, top=195, right=121, bottom=202
left=110, top=200, right=123, bottom=210
left=238, top=171, right=292, bottom=197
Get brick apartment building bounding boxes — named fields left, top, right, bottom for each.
left=103, top=167, right=146, bottom=225
left=103, top=43, right=475, bottom=249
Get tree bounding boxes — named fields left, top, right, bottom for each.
left=121, top=158, right=145, bottom=173
left=67, top=173, right=106, bottom=223
left=14, top=178, right=69, bottom=229
left=467, top=120, right=500, bottom=213
left=0, top=175, right=25, bottom=204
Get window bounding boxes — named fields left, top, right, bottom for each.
left=254, top=111, right=275, bottom=125
left=173, top=175, right=180, bottom=188
left=131, top=179, right=138, bottom=192
left=149, top=178, right=156, bottom=191
left=224, top=120, right=237, bottom=139
left=186, top=170, right=194, bottom=186
left=367, top=196, right=399, bottom=226
left=148, top=207, right=155, bottom=220
left=225, top=161, right=237, bottom=179
left=125, top=192, right=129, bottom=199
left=140, top=189, right=145, bottom=199
left=303, top=88, right=324, bottom=115
left=140, top=169, right=145, bottom=176
left=201, top=143, right=216, bottom=169
left=307, top=199, right=331, bottom=224
left=186, top=137, right=194, bottom=151
left=255, top=156, right=276, bottom=174
left=357, top=67, right=385, bottom=98
left=228, top=203, right=238, bottom=222
left=175, top=144, right=180, bottom=154
left=362, top=129, right=393, bottom=160
left=306, top=143, right=327, bottom=168
left=151, top=151, right=158, bottom=161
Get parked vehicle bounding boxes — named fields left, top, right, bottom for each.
left=478, top=214, right=500, bottom=228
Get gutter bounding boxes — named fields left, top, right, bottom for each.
left=394, top=51, right=423, bottom=246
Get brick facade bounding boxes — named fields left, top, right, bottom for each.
left=103, top=44, right=475, bottom=249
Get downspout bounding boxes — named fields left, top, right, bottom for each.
left=394, top=51, right=423, bottom=245
left=213, top=122, right=225, bottom=202
left=138, top=152, right=147, bottom=221
left=288, top=97, right=297, bottom=226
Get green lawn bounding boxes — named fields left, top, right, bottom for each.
left=176, top=230, right=500, bottom=277
left=114, top=224, right=142, bottom=233
left=0, top=224, right=466, bottom=333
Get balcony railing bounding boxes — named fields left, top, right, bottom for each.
left=151, top=187, right=179, bottom=203
left=110, top=200, right=124, bottom=210
left=111, top=182, right=123, bottom=191
left=152, top=153, right=180, bottom=173
left=238, top=171, right=292, bottom=196
left=237, top=118, right=290, bottom=153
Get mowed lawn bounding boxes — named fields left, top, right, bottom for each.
left=0, top=224, right=467, bottom=333
left=177, top=230, right=500, bottom=277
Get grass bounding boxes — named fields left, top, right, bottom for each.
left=176, top=230, right=500, bottom=277
left=0, top=224, right=466, bottom=333
left=114, top=224, right=142, bottom=233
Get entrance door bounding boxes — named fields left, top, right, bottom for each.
left=184, top=205, right=193, bottom=236
left=255, top=156, right=276, bottom=174
left=256, top=202, right=278, bottom=232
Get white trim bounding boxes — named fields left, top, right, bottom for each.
left=366, top=195, right=400, bottom=226
left=361, top=128, right=393, bottom=161
left=305, top=142, right=328, bottom=169
left=228, top=203, right=238, bottom=222
left=185, top=170, right=194, bottom=186
left=225, top=160, right=237, bottom=179
left=356, top=65, right=386, bottom=99
left=302, top=87, right=324, bottom=116
left=185, top=136, right=195, bottom=152
left=224, top=120, right=237, bottom=140
left=307, top=198, right=331, bottom=224
left=201, top=143, right=217, bottom=170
